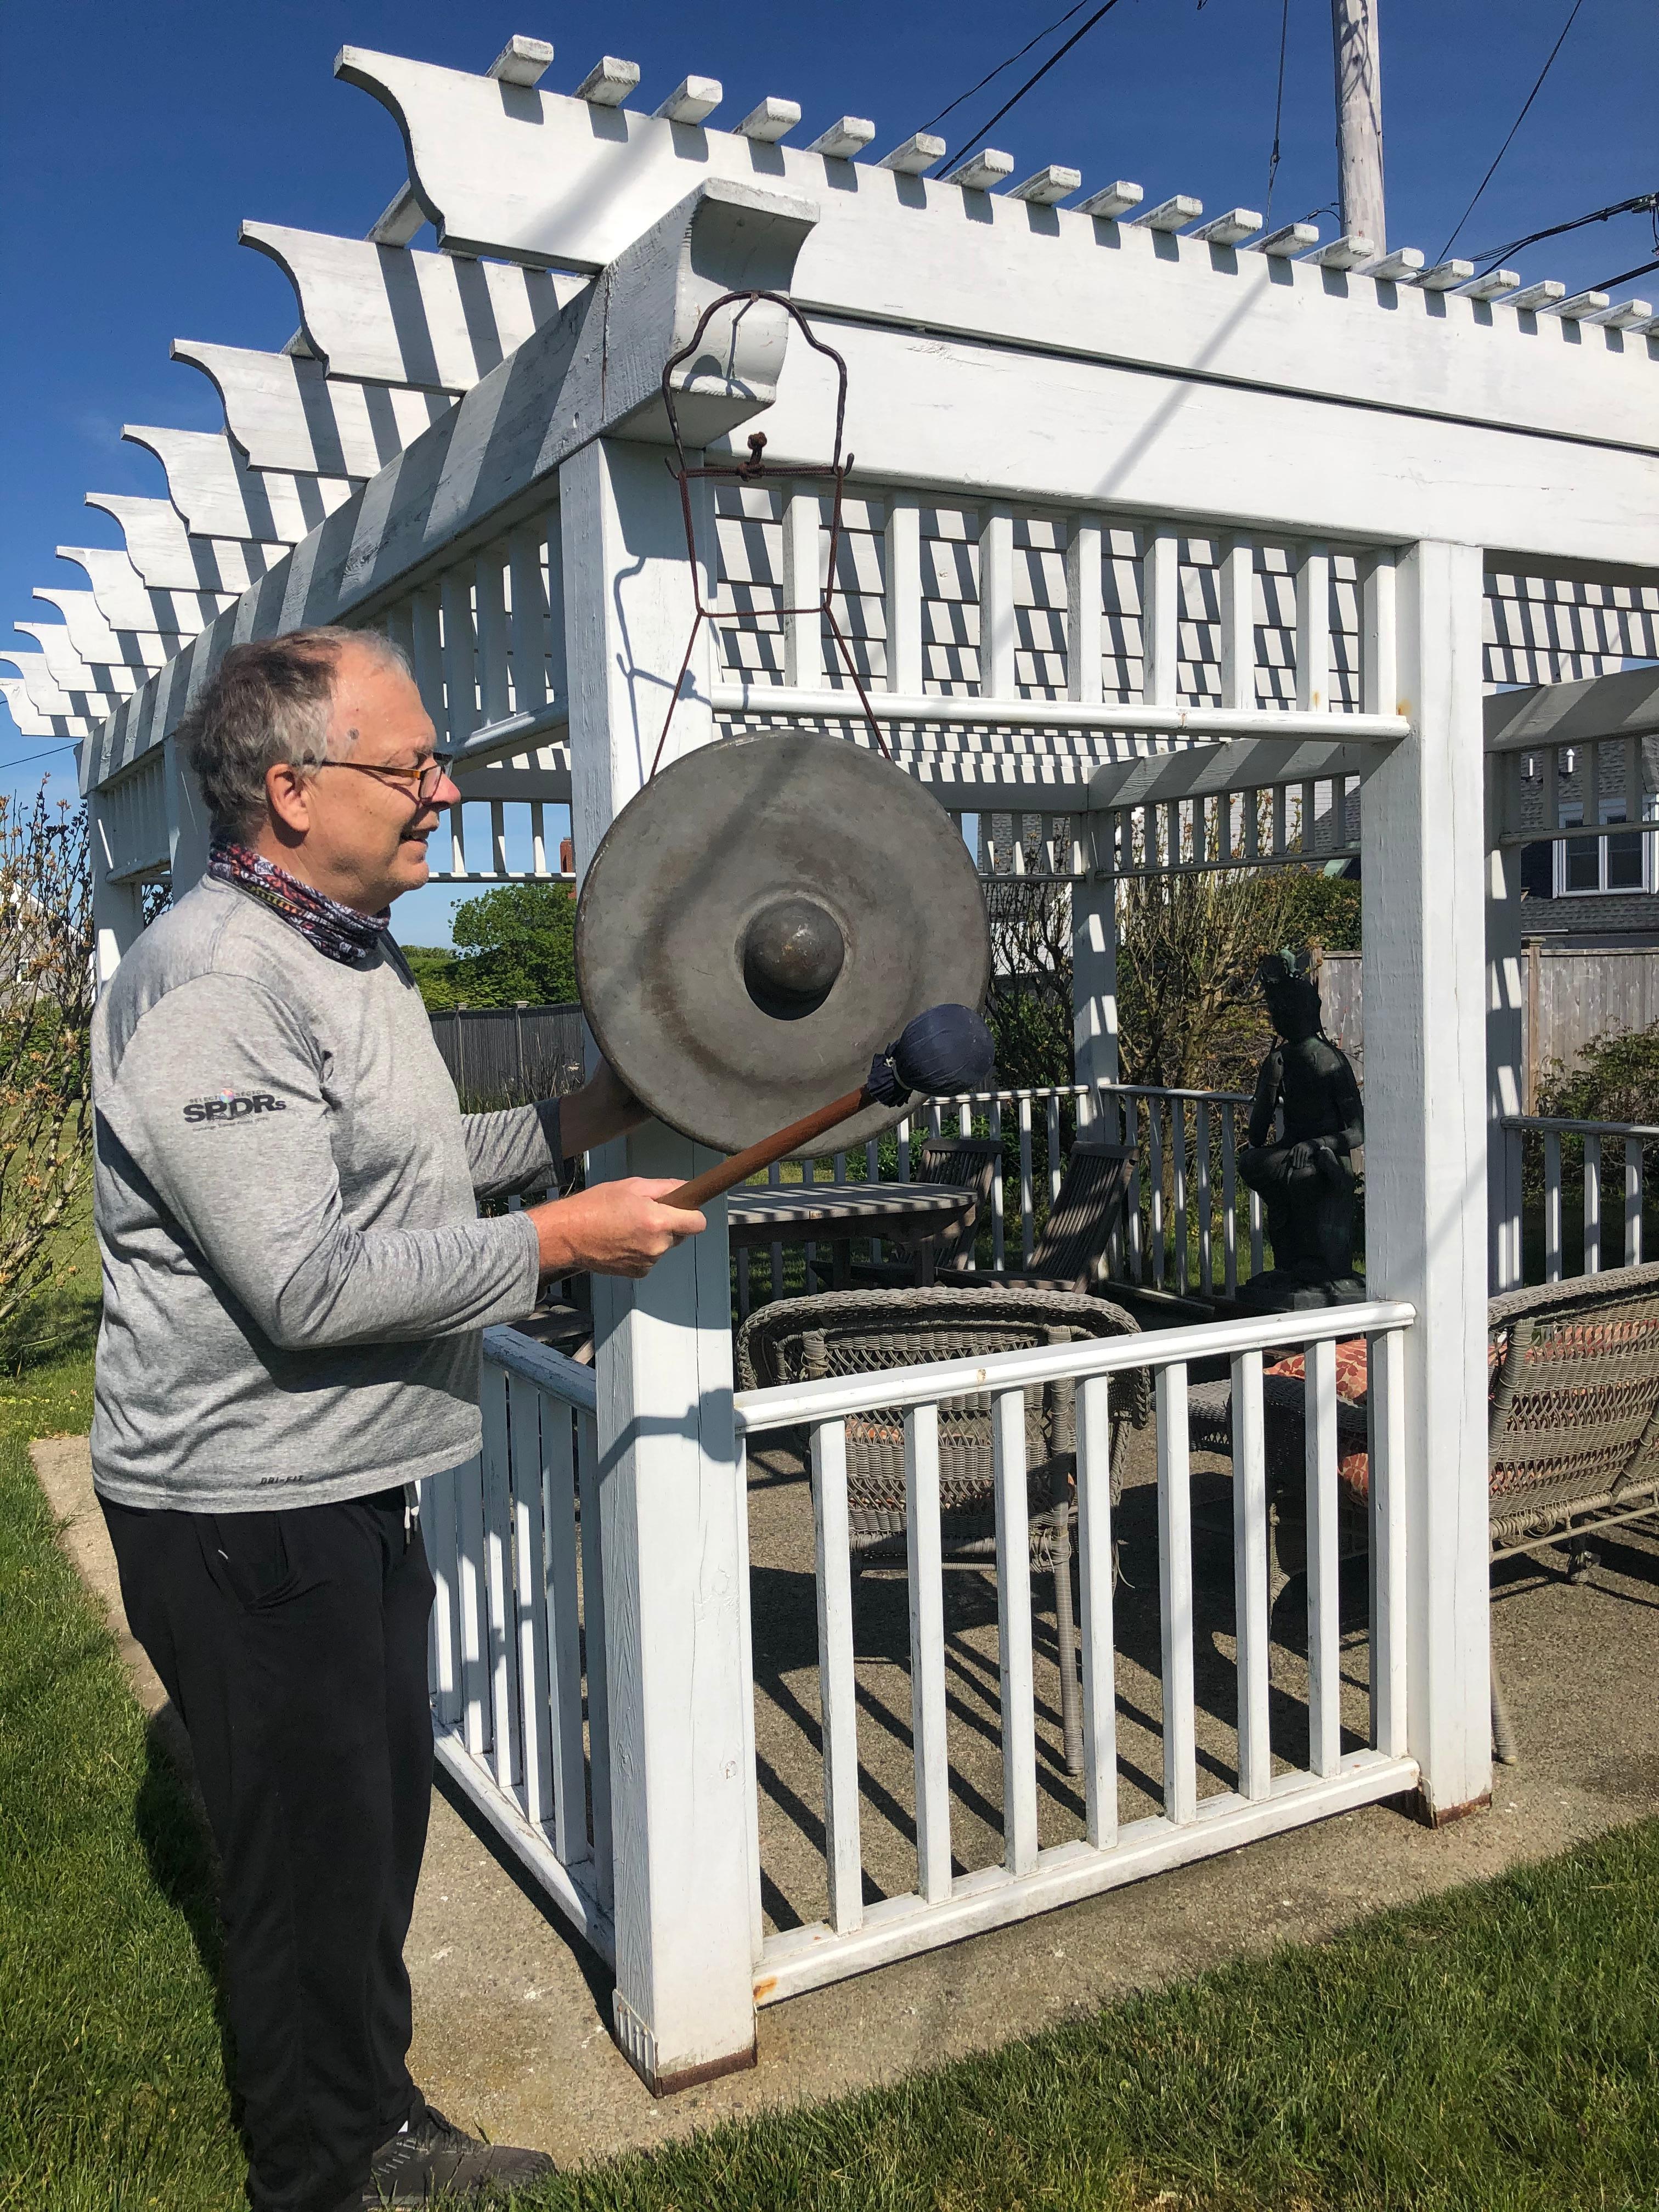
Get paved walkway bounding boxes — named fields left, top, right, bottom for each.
left=35, top=1431, right=1659, bottom=2171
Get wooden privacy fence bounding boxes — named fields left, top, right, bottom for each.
left=428, top=1002, right=587, bottom=1107
left=1323, top=945, right=1659, bottom=1104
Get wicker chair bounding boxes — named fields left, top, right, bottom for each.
left=1186, top=1260, right=1659, bottom=1762
left=810, top=1135, right=1004, bottom=1290
left=998, top=1138, right=1136, bottom=1295
left=736, top=1284, right=1151, bottom=1776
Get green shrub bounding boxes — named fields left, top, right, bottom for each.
left=1536, top=1023, right=1659, bottom=1128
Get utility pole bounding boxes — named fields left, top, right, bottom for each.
left=1331, top=0, right=1386, bottom=250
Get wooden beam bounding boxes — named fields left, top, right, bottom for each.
left=171, top=340, right=449, bottom=479
left=1483, top=664, right=1659, bottom=753
left=330, top=49, right=1657, bottom=457
left=1089, top=736, right=1384, bottom=810
left=120, top=426, right=353, bottom=544
left=240, top=222, right=585, bottom=392
left=82, top=493, right=281, bottom=596
left=55, top=546, right=227, bottom=638
left=32, top=589, right=179, bottom=674
left=656, top=77, right=721, bottom=125
left=713, top=681, right=1406, bottom=742
left=86, top=178, right=818, bottom=791
left=743, top=321, right=1659, bottom=566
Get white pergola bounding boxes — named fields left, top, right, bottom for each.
left=13, top=32, right=1658, bottom=2096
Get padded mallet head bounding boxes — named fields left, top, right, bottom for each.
left=866, top=1003, right=995, bottom=1107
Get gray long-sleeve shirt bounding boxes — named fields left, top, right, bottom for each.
left=91, top=874, right=558, bottom=1513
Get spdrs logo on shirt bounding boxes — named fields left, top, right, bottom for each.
left=181, top=1090, right=287, bottom=1125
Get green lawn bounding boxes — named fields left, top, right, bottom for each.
left=0, top=1243, right=244, bottom=2212
left=519, top=1815, right=1659, bottom=2211
left=5, top=1252, right=1659, bottom=2210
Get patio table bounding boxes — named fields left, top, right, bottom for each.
left=725, top=1181, right=976, bottom=1289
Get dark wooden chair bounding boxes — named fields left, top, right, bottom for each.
left=811, top=1134, right=1004, bottom=1290
left=998, top=1138, right=1136, bottom=1295
left=737, top=1284, right=1151, bottom=1776
left=1186, top=1260, right=1659, bottom=1763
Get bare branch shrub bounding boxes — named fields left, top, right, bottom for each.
left=982, top=863, right=1362, bottom=1094
left=0, top=788, right=94, bottom=1329
left=984, top=878, right=1075, bottom=1088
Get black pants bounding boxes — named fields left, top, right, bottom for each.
left=103, top=1487, right=436, bottom=2212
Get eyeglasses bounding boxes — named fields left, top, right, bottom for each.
left=313, top=757, right=451, bottom=806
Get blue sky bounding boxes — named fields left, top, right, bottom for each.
left=2, top=0, right=1652, bottom=943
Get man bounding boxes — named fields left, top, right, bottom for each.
left=91, top=626, right=704, bottom=2211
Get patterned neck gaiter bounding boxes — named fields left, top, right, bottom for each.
left=208, top=835, right=390, bottom=967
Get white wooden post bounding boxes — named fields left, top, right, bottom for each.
left=89, top=792, right=143, bottom=989
left=1073, top=831, right=1118, bottom=1100
left=560, top=434, right=757, bottom=2091
left=1486, top=841, right=1526, bottom=1293
left=1359, top=539, right=1491, bottom=1824
left=1070, top=515, right=1116, bottom=1101
left=165, top=732, right=212, bottom=895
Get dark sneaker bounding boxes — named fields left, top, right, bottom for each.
left=363, top=2101, right=555, bottom=2204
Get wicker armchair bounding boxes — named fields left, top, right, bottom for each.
left=1186, top=1260, right=1659, bottom=1762
left=736, top=1284, right=1150, bottom=1775
left=810, top=1135, right=1004, bottom=1290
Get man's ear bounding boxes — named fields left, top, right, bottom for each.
left=266, top=759, right=314, bottom=839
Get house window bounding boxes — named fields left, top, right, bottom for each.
left=1552, top=800, right=1652, bottom=897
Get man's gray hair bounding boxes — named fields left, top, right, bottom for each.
left=176, top=626, right=411, bottom=836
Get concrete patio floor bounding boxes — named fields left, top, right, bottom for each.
left=35, top=1424, right=1659, bottom=2172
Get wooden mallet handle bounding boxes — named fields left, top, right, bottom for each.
left=662, top=1085, right=870, bottom=1212
left=659, top=1002, right=994, bottom=1215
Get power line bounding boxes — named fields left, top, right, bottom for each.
left=0, top=742, right=79, bottom=772
left=932, top=0, right=1126, bottom=174
left=1470, top=189, right=1658, bottom=274
left=1263, top=0, right=1291, bottom=229
left=1593, top=254, right=1659, bottom=291
left=1437, top=0, right=1585, bottom=263
left=915, top=0, right=1096, bottom=136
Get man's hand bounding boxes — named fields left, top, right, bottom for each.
left=527, top=1178, right=706, bottom=1280
left=558, top=1060, right=650, bottom=1159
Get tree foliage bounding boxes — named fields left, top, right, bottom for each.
left=0, top=789, right=94, bottom=1331
left=402, top=881, right=577, bottom=1011
left=1536, top=1022, right=1659, bottom=1127
left=983, top=865, right=1362, bottom=1094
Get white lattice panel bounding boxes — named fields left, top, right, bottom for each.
left=1485, top=567, right=1659, bottom=686
left=921, top=505, right=979, bottom=696
left=822, top=494, right=887, bottom=690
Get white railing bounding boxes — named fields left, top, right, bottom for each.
left=1098, top=1083, right=1262, bottom=1299
left=732, top=1299, right=1415, bottom=2001
left=735, top=1080, right=1262, bottom=1314
left=420, top=1326, right=612, bottom=1959
left=1500, top=1115, right=1659, bottom=1285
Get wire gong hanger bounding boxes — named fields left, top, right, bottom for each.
left=648, top=289, right=894, bottom=778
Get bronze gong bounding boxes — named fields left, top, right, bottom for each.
left=575, top=731, right=991, bottom=1156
